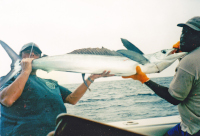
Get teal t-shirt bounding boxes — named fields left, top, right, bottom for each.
left=0, top=74, right=72, bottom=136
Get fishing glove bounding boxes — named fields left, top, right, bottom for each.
left=172, top=41, right=182, bottom=53
left=122, top=66, right=149, bottom=84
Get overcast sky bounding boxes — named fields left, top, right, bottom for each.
left=0, top=0, right=200, bottom=84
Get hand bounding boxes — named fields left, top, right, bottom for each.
left=89, top=71, right=115, bottom=81
left=173, top=41, right=180, bottom=49
left=47, top=131, right=55, bottom=136
left=122, top=66, right=149, bottom=84
left=172, top=41, right=182, bottom=53
left=20, top=58, right=34, bottom=74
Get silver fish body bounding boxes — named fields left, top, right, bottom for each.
left=31, top=49, right=187, bottom=76
left=32, top=54, right=138, bottom=76
left=0, top=39, right=187, bottom=88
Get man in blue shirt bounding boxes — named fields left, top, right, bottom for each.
left=0, top=43, right=112, bottom=136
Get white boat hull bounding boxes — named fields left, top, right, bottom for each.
left=107, top=115, right=181, bottom=136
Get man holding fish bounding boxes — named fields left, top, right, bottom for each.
left=124, top=17, right=200, bottom=136
left=0, top=43, right=113, bottom=136
left=0, top=15, right=198, bottom=135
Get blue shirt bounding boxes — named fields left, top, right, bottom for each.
left=0, top=74, right=72, bottom=136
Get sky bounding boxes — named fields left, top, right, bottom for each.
left=0, top=0, right=200, bottom=84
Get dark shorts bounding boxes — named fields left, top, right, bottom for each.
left=166, top=123, right=200, bottom=136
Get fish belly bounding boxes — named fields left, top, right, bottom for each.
left=32, top=54, right=138, bottom=76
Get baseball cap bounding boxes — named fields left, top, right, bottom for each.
left=177, top=16, right=200, bottom=31
left=20, top=42, right=42, bottom=54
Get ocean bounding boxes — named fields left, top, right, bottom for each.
left=63, top=76, right=179, bottom=123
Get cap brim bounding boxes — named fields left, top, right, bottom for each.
left=177, top=23, right=200, bottom=31
left=177, top=23, right=185, bottom=27
left=20, top=46, right=42, bottom=54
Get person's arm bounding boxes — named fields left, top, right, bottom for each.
left=144, top=80, right=181, bottom=105
left=0, top=58, right=34, bottom=107
left=64, top=77, right=93, bottom=105
left=65, top=71, right=114, bottom=105
left=123, top=66, right=181, bottom=105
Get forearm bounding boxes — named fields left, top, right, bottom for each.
left=0, top=71, right=30, bottom=107
left=65, top=77, right=93, bottom=105
left=144, top=80, right=181, bottom=105
left=65, top=71, right=113, bottom=105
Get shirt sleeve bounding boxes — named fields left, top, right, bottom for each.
left=169, top=68, right=194, bottom=101
left=58, top=85, right=72, bottom=101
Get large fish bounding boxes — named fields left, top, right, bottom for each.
left=0, top=39, right=187, bottom=89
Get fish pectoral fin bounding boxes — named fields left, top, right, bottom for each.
left=117, top=50, right=150, bottom=65
left=120, top=38, right=144, bottom=54
left=82, top=73, right=91, bottom=91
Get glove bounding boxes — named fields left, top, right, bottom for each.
left=173, top=41, right=180, bottom=49
left=172, top=41, right=182, bottom=53
left=122, top=66, right=149, bottom=84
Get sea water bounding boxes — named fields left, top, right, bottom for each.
left=63, top=76, right=179, bottom=123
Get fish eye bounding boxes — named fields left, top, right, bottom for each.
left=161, top=50, right=166, bottom=54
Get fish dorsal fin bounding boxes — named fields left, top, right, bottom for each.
left=121, top=38, right=144, bottom=54
left=117, top=49, right=150, bottom=65
left=0, top=40, right=22, bottom=88
left=68, top=47, right=123, bottom=56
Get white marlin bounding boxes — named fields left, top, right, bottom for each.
left=0, top=39, right=187, bottom=89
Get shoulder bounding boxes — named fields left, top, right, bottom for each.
left=178, top=48, right=200, bottom=70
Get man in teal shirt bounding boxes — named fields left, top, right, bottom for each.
left=0, top=43, right=112, bottom=136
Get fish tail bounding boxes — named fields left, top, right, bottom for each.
left=0, top=40, right=22, bottom=88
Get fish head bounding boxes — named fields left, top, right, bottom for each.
left=144, top=49, right=188, bottom=73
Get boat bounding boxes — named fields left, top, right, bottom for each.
left=54, top=114, right=181, bottom=136
left=107, top=115, right=181, bottom=136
